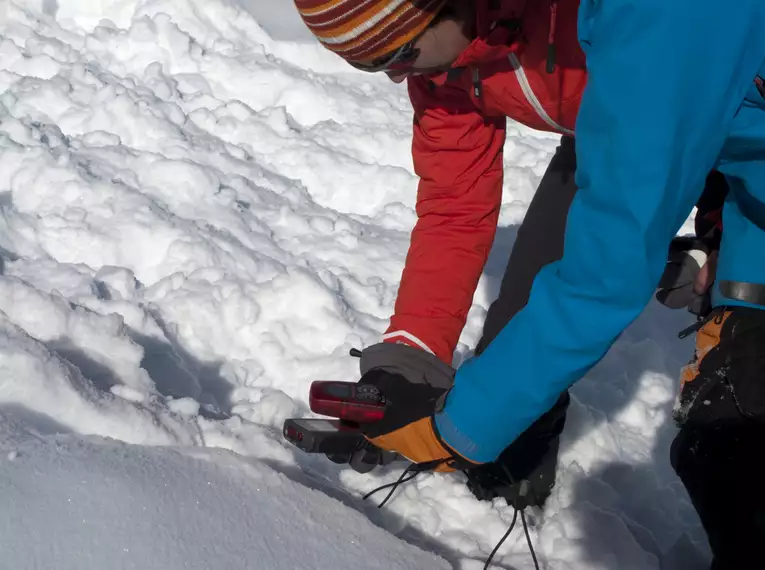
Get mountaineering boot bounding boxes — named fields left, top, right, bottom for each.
left=464, top=393, right=568, bottom=509
left=465, top=432, right=560, bottom=509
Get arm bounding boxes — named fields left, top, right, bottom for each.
left=435, top=0, right=765, bottom=463
left=695, top=171, right=729, bottom=245
left=383, top=76, right=506, bottom=364
left=655, top=172, right=729, bottom=314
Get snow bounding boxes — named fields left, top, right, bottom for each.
left=0, top=427, right=448, bottom=570
left=0, top=0, right=709, bottom=569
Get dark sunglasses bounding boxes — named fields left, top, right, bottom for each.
left=348, top=40, right=421, bottom=74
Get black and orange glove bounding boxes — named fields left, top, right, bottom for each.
left=357, top=368, right=479, bottom=473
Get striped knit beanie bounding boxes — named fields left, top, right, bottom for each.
left=294, top=0, right=447, bottom=65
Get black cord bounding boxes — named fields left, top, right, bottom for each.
left=521, top=510, right=541, bottom=570
left=362, top=459, right=447, bottom=509
left=362, top=463, right=420, bottom=508
left=363, top=459, right=542, bottom=569
left=483, top=508, right=518, bottom=570
left=480, top=465, right=543, bottom=570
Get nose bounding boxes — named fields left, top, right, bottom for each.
left=385, top=71, right=409, bottom=84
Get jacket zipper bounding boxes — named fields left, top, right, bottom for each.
left=508, top=53, right=575, bottom=136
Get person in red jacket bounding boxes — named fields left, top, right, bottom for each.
left=293, top=0, right=727, bottom=507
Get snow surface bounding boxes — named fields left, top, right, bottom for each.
left=0, top=423, right=448, bottom=570
left=0, top=0, right=710, bottom=568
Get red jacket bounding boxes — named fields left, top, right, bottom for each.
left=382, top=0, right=586, bottom=363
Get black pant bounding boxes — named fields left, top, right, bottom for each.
left=670, top=307, right=765, bottom=569
left=477, top=136, right=578, bottom=353
left=467, top=137, right=577, bottom=501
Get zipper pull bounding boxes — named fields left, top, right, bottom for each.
left=547, top=0, right=559, bottom=74
left=472, top=67, right=482, bottom=99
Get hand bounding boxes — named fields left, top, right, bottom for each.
left=694, top=249, right=718, bottom=295
left=656, top=236, right=718, bottom=316
left=341, top=341, right=468, bottom=472
left=321, top=341, right=459, bottom=474
left=357, top=368, right=478, bottom=472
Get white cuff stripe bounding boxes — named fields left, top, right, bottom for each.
left=381, top=331, right=435, bottom=355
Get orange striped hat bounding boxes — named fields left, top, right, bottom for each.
left=294, top=0, right=447, bottom=65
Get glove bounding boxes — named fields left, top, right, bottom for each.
left=656, top=236, right=716, bottom=317
left=351, top=342, right=477, bottom=473
left=326, top=445, right=398, bottom=474
left=357, top=368, right=477, bottom=472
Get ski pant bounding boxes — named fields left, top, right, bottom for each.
left=670, top=306, right=765, bottom=569
left=472, top=136, right=578, bottom=485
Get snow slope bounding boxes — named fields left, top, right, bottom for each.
left=0, top=422, right=448, bottom=570
left=0, top=0, right=710, bottom=568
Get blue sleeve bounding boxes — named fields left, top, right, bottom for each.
left=434, top=0, right=765, bottom=463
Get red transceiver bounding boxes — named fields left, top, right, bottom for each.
left=308, top=381, right=386, bottom=423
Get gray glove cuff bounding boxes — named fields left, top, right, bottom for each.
left=359, top=342, right=455, bottom=391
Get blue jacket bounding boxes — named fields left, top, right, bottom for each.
left=435, top=0, right=765, bottom=463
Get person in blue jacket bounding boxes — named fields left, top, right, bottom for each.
left=357, top=0, right=765, bottom=566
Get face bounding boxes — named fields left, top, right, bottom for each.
left=384, top=16, right=473, bottom=83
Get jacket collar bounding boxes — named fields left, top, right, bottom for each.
left=450, top=0, right=527, bottom=67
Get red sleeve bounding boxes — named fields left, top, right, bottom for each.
left=383, top=76, right=506, bottom=364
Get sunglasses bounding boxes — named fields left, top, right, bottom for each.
left=349, top=40, right=422, bottom=74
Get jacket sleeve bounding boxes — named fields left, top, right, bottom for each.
left=435, top=0, right=765, bottom=463
left=383, top=76, right=506, bottom=365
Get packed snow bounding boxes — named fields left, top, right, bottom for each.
left=0, top=0, right=711, bottom=568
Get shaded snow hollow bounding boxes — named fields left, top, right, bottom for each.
left=0, top=0, right=710, bottom=568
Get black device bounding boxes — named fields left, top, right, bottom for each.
left=284, top=381, right=386, bottom=456
left=283, top=417, right=398, bottom=473
left=283, top=418, right=369, bottom=455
